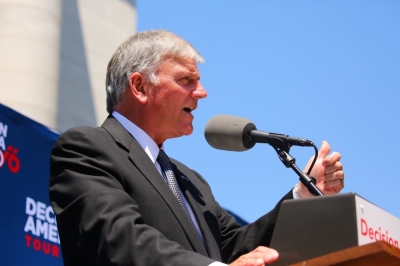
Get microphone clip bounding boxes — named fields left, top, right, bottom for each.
left=275, top=148, right=324, bottom=197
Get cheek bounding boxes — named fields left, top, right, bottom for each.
left=150, top=91, right=170, bottom=110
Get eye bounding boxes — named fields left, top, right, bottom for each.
left=179, top=77, right=190, bottom=85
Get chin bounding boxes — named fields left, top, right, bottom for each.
left=181, top=126, right=194, bottom=136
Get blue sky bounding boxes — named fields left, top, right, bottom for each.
left=137, top=1, right=400, bottom=222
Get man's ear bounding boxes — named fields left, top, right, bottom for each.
left=129, top=72, right=147, bottom=104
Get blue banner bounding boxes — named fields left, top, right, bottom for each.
left=0, top=103, right=62, bottom=265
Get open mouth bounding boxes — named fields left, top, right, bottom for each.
left=183, top=107, right=194, bottom=113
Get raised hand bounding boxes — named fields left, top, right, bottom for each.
left=296, top=141, right=344, bottom=198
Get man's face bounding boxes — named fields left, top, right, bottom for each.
left=145, top=57, right=207, bottom=144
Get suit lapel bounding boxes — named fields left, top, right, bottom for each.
left=101, top=116, right=209, bottom=256
left=174, top=166, right=221, bottom=261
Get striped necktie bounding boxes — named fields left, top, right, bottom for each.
left=157, top=149, right=191, bottom=218
left=156, top=149, right=207, bottom=251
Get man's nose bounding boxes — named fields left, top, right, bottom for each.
left=192, top=82, right=207, bottom=99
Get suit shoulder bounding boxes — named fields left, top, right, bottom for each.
left=52, top=126, right=113, bottom=154
left=61, top=125, right=106, bottom=136
left=57, top=126, right=108, bottom=142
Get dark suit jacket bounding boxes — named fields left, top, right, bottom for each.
left=49, top=116, right=293, bottom=266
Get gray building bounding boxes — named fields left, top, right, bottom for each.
left=0, top=0, right=136, bottom=131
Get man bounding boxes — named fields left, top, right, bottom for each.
left=50, top=30, right=344, bottom=266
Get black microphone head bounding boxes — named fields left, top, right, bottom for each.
left=204, top=114, right=256, bottom=151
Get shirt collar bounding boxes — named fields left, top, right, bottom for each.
left=112, top=111, right=162, bottom=163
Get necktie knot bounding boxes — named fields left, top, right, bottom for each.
left=156, top=149, right=172, bottom=169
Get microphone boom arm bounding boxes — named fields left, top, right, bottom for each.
left=270, top=143, right=324, bottom=197
left=278, top=149, right=323, bottom=196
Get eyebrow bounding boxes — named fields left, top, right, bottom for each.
left=176, top=71, right=200, bottom=80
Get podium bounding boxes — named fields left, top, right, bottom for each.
left=290, top=241, right=400, bottom=266
left=270, top=193, right=400, bottom=265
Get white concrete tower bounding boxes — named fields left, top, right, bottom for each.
left=0, top=0, right=62, bottom=128
left=0, top=0, right=136, bottom=131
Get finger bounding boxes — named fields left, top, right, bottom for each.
left=318, top=140, right=331, bottom=159
left=323, top=178, right=345, bottom=194
left=324, top=161, right=343, bottom=175
left=262, top=250, right=279, bottom=264
left=325, top=170, right=344, bottom=182
left=322, top=151, right=341, bottom=167
left=256, top=248, right=279, bottom=264
left=251, top=247, right=279, bottom=264
left=232, top=252, right=278, bottom=266
left=230, top=257, right=265, bottom=266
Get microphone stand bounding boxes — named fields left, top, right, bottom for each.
left=272, top=143, right=324, bottom=197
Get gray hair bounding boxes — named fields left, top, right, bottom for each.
left=106, top=29, right=204, bottom=113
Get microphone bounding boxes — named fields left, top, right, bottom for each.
left=204, top=114, right=314, bottom=151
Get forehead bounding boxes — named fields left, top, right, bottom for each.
left=159, top=57, right=199, bottom=77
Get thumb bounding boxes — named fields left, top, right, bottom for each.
left=318, top=141, right=331, bottom=159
